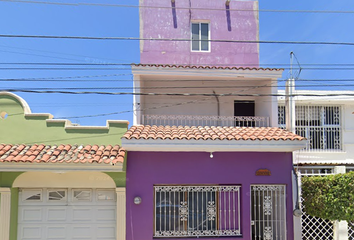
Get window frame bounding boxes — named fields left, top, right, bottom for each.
left=153, top=185, right=241, bottom=238
left=190, top=22, right=211, bottom=52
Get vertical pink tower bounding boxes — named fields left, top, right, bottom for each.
left=139, top=0, right=259, bottom=67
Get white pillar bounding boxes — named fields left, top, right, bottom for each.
left=285, top=77, right=295, bottom=133
left=116, top=188, right=126, bottom=240
left=133, top=75, right=141, bottom=125
left=0, top=188, right=11, bottom=240
left=333, top=166, right=348, bottom=240
left=293, top=169, right=302, bottom=240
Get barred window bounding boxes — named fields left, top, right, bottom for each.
left=278, top=105, right=341, bottom=151
left=154, top=185, right=241, bottom=238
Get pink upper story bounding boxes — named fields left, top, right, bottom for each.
left=140, top=0, right=259, bottom=66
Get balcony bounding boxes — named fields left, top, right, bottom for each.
left=142, top=114, right=270, bottom=127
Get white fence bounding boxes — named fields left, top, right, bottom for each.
left=143, top=114, right=270, bottom=127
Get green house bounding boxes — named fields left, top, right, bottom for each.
left=0, top=92, right=128, bottom=240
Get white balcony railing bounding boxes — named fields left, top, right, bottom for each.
left=142, top=115, right=270, bottom=127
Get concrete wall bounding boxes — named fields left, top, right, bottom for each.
left=126, top=151, right=294, bottom=240
left=137, top=74, right=278, bottom=126
left=140, top=0, right=259, bottom=66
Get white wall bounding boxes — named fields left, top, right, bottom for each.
left=138, top=74, right=277, bottom=123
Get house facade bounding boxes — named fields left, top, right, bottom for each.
left=278, top=90, right=354, bottom=240
left=0, top=92, right=128, bottom=240
left=124, top=1, right=306, bottom=240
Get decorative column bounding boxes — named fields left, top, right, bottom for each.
left=0, top=188, right=11, bottom=240
left=333, top=166, right=348, bottom=240
left=116, top=188, right=126, bottom=240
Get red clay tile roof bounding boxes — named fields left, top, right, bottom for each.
left=123, top=125, right=305, bottom=141
left=133, top=63, right=283, bottom=72
left=0, top=144, right=125, bottom=164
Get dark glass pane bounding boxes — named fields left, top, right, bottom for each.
left=155, top=191, right=184, bottom=232
left=192, top=23, right=200, bottom=51
left=201, top=23, right=209, bottom=51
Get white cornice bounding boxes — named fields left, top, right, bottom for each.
left=0, top=162, right=123, bottom=172
left=46, top=119, right=129, bottom=130
left=121, top=138, right=307, bottom=152
left=278, top=90, right=354, bottom=103
left=132, top=66, right=283, bottom=79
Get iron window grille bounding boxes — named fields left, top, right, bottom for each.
left=154, top=185, right=241, bottom=238
left=278, top=105, right=342, bottom=151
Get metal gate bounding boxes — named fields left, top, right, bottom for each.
left=299, top=168, right=334, bottom=240
left=251, top=185, right=287, bottom=240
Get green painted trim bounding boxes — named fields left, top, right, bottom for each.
left=9, top=188, right=18, bottom=240
left=0, top=172, right=23, bottom=187
left=104, top=172, right=126, bottom=187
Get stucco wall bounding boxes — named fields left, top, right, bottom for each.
left=126, top=151, right=294, bottom=240
left=140, top=0, right=259, bottom=66
left=0, top=94, right=128, bottom=145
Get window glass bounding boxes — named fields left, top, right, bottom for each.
left=48, top=190, right=66, bottom=201
left=191, top=23, right=200, bottom=51
left=200, top=23, right=209, bottom=51
left=154, top=185, right=241, bottom=237
left=73, top=190, right=92, bottom=201
left=97, top=190, right=115, bottom=201
left=22, top=189, right=42, bottom=201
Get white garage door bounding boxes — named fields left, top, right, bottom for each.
left=18, top=188, right=116, bottom=240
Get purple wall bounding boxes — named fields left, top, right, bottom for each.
left=140, top=0, right=259, bottom=66
left=126, top=151, right=294, bottom=240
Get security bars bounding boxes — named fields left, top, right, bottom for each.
left=154, top=185, right=241, bottom=237
left=251, top=185, right=287, bottom=240
left=278, top=105, right=341, bottom=151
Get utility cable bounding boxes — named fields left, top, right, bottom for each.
left=1, top=0, right=354, bottom=14
left=1, top=34, right=354, bottom=47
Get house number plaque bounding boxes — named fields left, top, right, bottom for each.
left=256, top=169, right=271, bottom=176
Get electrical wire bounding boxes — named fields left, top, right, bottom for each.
left=5, top=84, right=354, bottom=90
left=1, top=0, right=354, bottom=14
left=3, top=89, right=354, bottom=97
left=3, top=77, right=354, bottom=82
left=5, top=62, right=354, bottom=66
left=1, top=34, right=354, bottom=47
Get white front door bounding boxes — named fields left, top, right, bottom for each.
left=18, top=188, right=116, bottom=240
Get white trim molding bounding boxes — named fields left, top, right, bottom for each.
left=0, top=162, right=123, bottom=172
left=132, top=66, right=283, bottom=79
left=121, top=138, right=307, bottom=152
left=116, top=188, right=126, bottom=240
left=0, top=187, right=11, bottom=240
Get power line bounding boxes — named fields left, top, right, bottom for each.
left=5, top=62, right=354, bottom=66
left=1, top=0, right=354, bottom=14
left=0, top=67, right=131, bottom=70
left=3, top=67, right=354, bottom=71
left=3, top=77, right=354, bottom=82
left=3, top=89, right=354, bottom=97
left=0, top=73, right=132, bottom=81
left=5, top=84, right=354, bottom=90
left=1, top=34, right=354, bottom=47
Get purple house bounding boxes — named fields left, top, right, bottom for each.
left=122, top=1, right=307, bottom=240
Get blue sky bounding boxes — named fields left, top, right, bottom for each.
left=1, top=0, right=354, bottom=126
